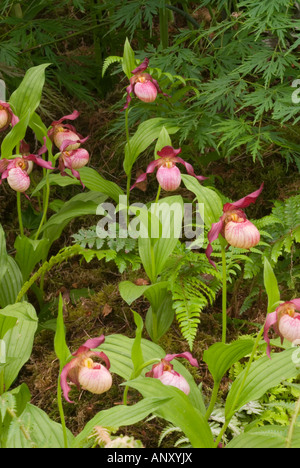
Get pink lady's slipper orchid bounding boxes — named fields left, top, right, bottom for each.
left=0, top=101, right=19, bottom=132
left=206, top=184, right=264, bottom=268
left=60, top=335, right=112, bottom=403
left=58, top=148, right=90, bottom=187
left=131, top=146, right=207, bottom=192
left=0, top=140, right=53, bottom=194
left=264, top=299, right=300, bottom=358
left=145, top=352, right=199, bottom=395
left=124, top=58, right=168, bottom=110
left=48, top=110, right=89, bottom=152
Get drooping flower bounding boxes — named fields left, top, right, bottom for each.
left=58, top=148, right=90, bottom=187
left=263, top=299, right=300, bottom=358
left=60, top=336, right=112, bottom=403
left=206, top=184, right=264, bottom=268
left=145, top=352, right=199, bottom=395
left=124, top=58, right=169, bottom=110
left=48, top=110, right=89, bottom=152
left=0, top=100, right=19, bottom=132
left=131, top=146, right=207, bottom=192
left=0, top=140, right=53, bottom=193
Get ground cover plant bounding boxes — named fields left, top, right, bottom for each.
left=0, top=0, right=299, bottom=450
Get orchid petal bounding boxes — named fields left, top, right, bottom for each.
left=205, top=220, right=224, bottom=268
left=157, top=146, right=182, bottom=158
left=164, top=352, right=199, bottom=368
left=174, top=157, right=207, bottom=181
left=131, top=160, right=161, bottom=190
left=123, top=84, right=135, bottom=110
left=59, top=136, right=89, bottom=153
left=290, top=299, right=300, bottom=311
left=223, top=183, right=264, bottom=212
left=25, top=155, right=53, bottom=170
left=51, top=110, right=80, bottom=127
left=131, top=58, right=149, bottom=75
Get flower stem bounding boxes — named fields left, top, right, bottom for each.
left=125, top=106, right=131, bottom=223
left=57, top=371, right=69, bottom=448
left=286, top=394, right=300, bottom=448
left=17, top=192, right=24, bottom=236
left=205, top=380, right=221, bottom=420
left=221, top=245, right=227, bottom=343
left=34, top=170, right=50, bottom=240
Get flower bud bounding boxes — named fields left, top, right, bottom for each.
left=134, top=79, right=158, bottom=103
left=224, top=218, right=260, bottom=249
left=156, top=164, right=182, bottom=191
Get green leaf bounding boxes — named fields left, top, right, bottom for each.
left=78, top=167, right=124, bottom=203
left=122, top=38, right=136, bottom=80
left=0, top=302, right=38, bottom=390
left=203, top=339, right=255, bottom=384
left=125, top=378, right=214, bottom=448
left=263, top=257, right=280, bottom=312
left=54, top=294, right=70, bottom=367
left=72, top=397, right=170, bottom=448
left=181, top=175, right=223, bottom=227
left=227, top=426, right=300, bottom=449
left=14, top=236, right=50, bottom=282
left=40, top=192, right=108, bottom=243
left=1, top=112, right=30, bottom=158
left=225, top=348, right=300, bottom=418
left=0, top=256, right=24, bottom=308
left=31, top=173, right=81, bottom=197
left=131, top=311, right=144, bottom=375
left=9, top=63, right=50, bottom=120
left=124, top=118, right=179, bottom=175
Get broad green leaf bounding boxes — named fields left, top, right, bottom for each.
left=6, top=403, right=74, bottom=448
left=154, top=126, right=172, bottom=158
left=1, top=112, right=30, bottom=158
left=227, top=426, right=300, bottom=449
left=54, top=294, right=70, bottom=367
left=124, top=118, right=179, bottom=175
left=131, top=311, right=144, bottom=374
left=9, top=63, right=50, bottom=119
left=203, top=339, right=254, bottom=384
left=72, top=397, right=170, bottom=448
left=0, top=302, right=38, bottom=390
left=31, top=173, right=81, bottom=197
left=225, top=348, right=300, bottom=418
left=78, top=167, right=124, bottom=202
left=101, top=334, right=206, bottom=415
left=40, top=192, right=108, bottom=243
left=122, top=38, right=136, bottom=80
left=14, top=236, right=50, bottom=282
left=181, top=175, right=223, bottom=227
left=0, top=256, right=24, bottom=308
left=126, top=378, right=214, bottom=448
left=263, top=257, right=280, bottom=312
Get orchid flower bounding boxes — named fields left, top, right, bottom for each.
left=0, top=101, right=19, bottom=132
left=206, top=184, right=264, bottom=268
left=48, top=110, right=89, bottom=152
left=264, top=299, right=300, bottom=358
left=0, top=140, right=53, bottom=194
left=60, top=336, right=112, bottom=403
left=131, top=146, right=207, bottom=192
left=145, top=352, right=199, bottom=395
left=58, top=148, right=90, bottom=187
left=124, top=58, right=168, bottom=110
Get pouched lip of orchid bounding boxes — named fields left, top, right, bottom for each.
left=123, top=58, right=169, bottom=110
left=0, top=100, right=19, bottom=131
left=58, top=150, right=88, bottom=189
left=131, top=146, right=207, bottom=191
left=205, top=183, right=264, bottom=268
left=60, top=335, right=111, bottom=403
left=0, top=138, right=53, bottom=192
left=263, top=299, right=300, bottom=358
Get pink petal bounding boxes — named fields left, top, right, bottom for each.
left=263, top=311, right=278, bottom=359
left=131, top=58, right=149, bottom=75
left=174, top=157, right=207, bottom=181
left=157, top=146, right=182, bottom=158
left=205, top=220, right=224, bottom=268
left=51, top=110, right=80, bottom=127
left=130, top=159, right=160, bottom=190
left=223, top=183, right=264, bottom=212
left=164, top=352, right=199, bottom=368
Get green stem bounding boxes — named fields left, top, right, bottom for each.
left=34, top=171, right=50, bottom=240
left=17, top=192, right=24, bottom=236
left=159, top=7, right=169, bottom=49
left=0, top=368, right=4, bottom=395
left=221, top=245, right=227, bottom=344
left=57, top=371, right=69, bottom=448
left=205, top=380, right=221, bottom=420
left=123, top=359, right=160, bottom=405
left=125, top=107, right=131, bottom=223
left=214, top=326, right=265, bottom=447
left=286, top=395, right=300, bottom=448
